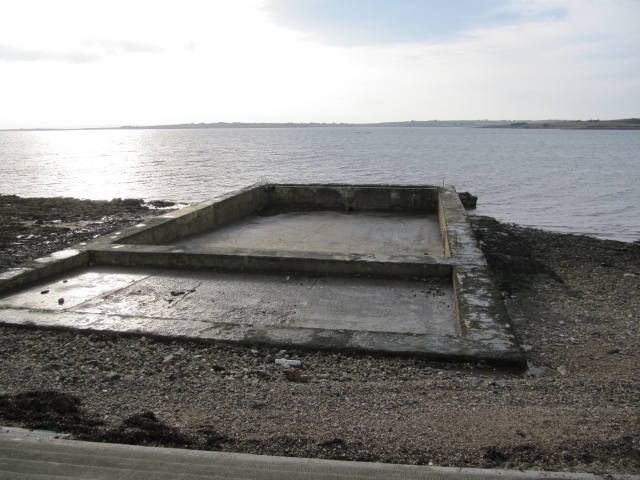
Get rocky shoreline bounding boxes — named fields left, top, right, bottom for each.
left=0, top=195, right=177, bottom=271
left=0, top=196, right=638, bottom=474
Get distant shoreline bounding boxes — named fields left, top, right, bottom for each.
left=2, top=118, right=639, bottom=132
left=483, top=118, right=640, bottom=130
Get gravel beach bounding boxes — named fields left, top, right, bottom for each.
left=0, top=196, right=638, bottom=474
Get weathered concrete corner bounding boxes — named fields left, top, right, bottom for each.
left=0, top=183, right=525, bottom=367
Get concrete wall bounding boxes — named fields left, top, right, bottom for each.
left=117, top=186, right=267, bottom=246
left=267, top=184, right=439, bottom=212
left=111, top=184, right=439, bottom=247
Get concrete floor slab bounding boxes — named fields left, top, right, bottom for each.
left=168, top=211, right=444, bottom=257
left=0, top=267, right=152, bottom=311
left=1, top=267, right=456, bottom=336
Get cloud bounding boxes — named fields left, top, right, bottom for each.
left=0, top=44, right=101, bottom=63
left=264, top=0, right=568, bottom=46
left=81, top=39, right=164, bottom=54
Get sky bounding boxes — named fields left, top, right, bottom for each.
left=0, top=0, right=638, bottom=128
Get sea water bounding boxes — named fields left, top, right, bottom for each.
left=1, top=127, right=638, bottom=242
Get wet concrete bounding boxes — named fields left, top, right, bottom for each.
left=169, top=211, right=443, bottom=257
left=0, top=266, right=456, bottom=336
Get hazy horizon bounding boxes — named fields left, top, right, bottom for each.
left=2, top=118, right=633, bottom=132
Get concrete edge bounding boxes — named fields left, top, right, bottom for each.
left=88, top=244, right=454, bottom=279
left=453, top=266, right=526, bottom=367
left=438, top=187, right=526, bottom=368
left=0, top=250, right=90, bottom=296
left=437, top=186, right=485, bottom=260
left=110, top=184, right=267, bottom=246
left=0, top=308, right=521, bottom=365
left=0, top=427, right=635, bottom=480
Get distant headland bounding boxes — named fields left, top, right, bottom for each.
left=2, top=118, right=639, bottom=132
left=483, top=118, right=640, bottom=130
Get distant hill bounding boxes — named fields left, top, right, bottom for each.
left=483, top=119, right=640, bottom=130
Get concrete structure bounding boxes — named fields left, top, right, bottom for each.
left=1, top=427, right=635, bottom=479
left=0, top=184, right=525, bottom=367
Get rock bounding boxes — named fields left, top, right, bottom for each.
left=104, top=372, right=121, bottom=382
left=525, top=366, right=555, bottom=378
left=163, top=354, right=175, bottom=364
left=275, top=358, right=301, bottom=368
left=148, top=200, right=175, bottom=208
left=43, top=363, right=61, bottom=371
left=284, top=368, right=310, bottom=383
left=40, top=290, right=50, bottom=295
left=458, top=192, right=478, bottom=209
left=58, top=298, right=64, bottom=305
left=556, top=365, right=567, bottom=375
left=606, top=348, right=620, bottom=354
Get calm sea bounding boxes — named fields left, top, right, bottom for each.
left=1, top=127, right=639, bottom=242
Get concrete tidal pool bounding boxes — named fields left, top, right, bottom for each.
left=0, top=184, right=525, bottom=367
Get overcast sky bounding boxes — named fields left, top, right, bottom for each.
left=0, top=0, right=638, bottom=128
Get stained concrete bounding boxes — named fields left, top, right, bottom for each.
left=0, top=266, right=456, bottom=336
left=169, top=211, right=444, bottom=257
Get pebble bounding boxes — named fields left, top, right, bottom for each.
left=104, top=372, right=121, bottom=382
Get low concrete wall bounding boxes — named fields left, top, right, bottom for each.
left=453, top=265, right=526, bottom=367
left=90, top=245, right=453, bottom=279
left=0, top=250, right=89, bottom=296
left=267, top=184, right=439, bottom=212
left=115, top=185, right=267, bottom=246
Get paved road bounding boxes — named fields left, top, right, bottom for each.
left=1, top=427, right=636, bottom=480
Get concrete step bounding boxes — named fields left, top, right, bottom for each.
left=0, top=427, right=635, bottom=480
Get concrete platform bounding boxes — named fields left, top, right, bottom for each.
left=169, top=211, right=444, bottom=257
left=0, top=266, right=457, bottom=336
left=1, top=427, right=635, bottom=480
left=0, top=184, right=526, bottom=367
